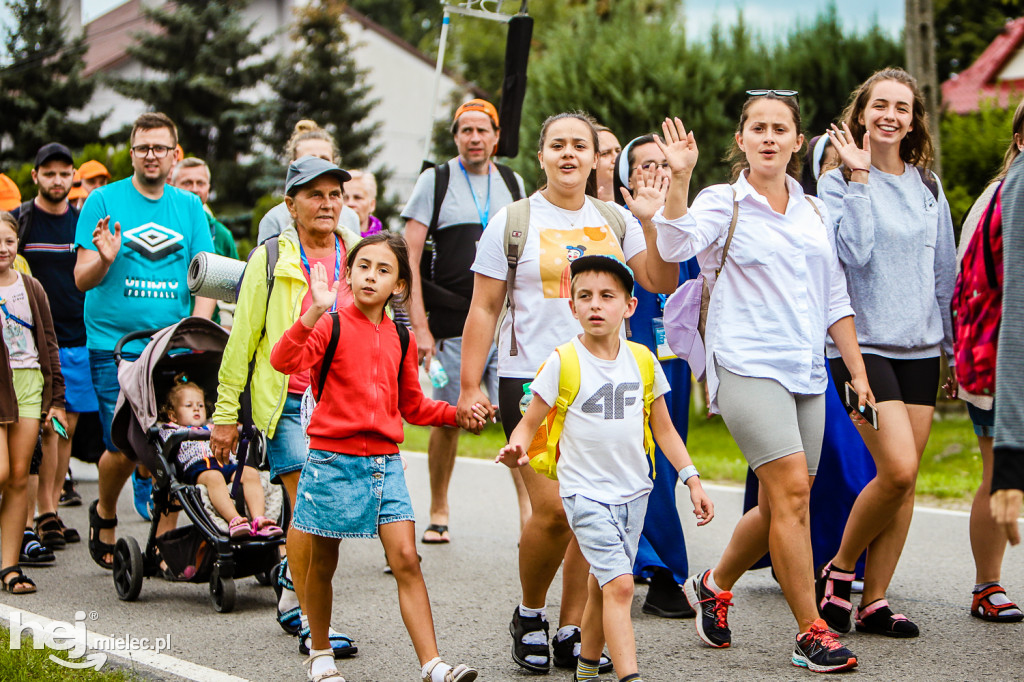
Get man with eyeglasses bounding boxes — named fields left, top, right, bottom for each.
left=74, top=112, right=215, bottom=570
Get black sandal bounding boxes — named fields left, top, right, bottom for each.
left=57, top=516, right=80, bottom=544
left=20, top=530, right=55, bottom=566
left=421, top=524, right=450, bottom=544
left=1, top=566, right=37, bottom=594
left=88, top=500, right=117, bottom=570
left=34, top=512, right=67, bottom=550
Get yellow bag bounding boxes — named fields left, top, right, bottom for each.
left=528, top=340, right=656, bottom=480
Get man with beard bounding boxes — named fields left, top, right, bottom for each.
left=74, top=113, right=215, bottom=570
left=11, top=143, right=90, bottom=559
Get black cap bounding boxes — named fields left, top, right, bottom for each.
left=569, top=254, right=635, bottom=295
left=34, top=142, right=73, bottom=168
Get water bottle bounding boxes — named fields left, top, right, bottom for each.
left=427, top=358, right=449, bottom=389
left=519, top=382, right=533, bottom=416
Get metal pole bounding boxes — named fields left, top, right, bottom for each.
left=423, top=9, right=452, bottom=163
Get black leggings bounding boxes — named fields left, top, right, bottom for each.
left=498, top=377, right=532, bottom=440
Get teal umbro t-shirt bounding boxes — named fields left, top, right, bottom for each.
left=75, top=178, right=214, bottom=351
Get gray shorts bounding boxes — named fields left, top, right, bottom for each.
left=432, top=337, right=499, bottom=407
left=715, top=365, right=825, bottom=475
left=563, top=493, right=649, bottom=587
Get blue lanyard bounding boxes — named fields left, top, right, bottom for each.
left=458, top=159, right=491, bottom=228
left=657, top=293, right=668, bottom=314
left=0, top=297, right=33, bottom=330
left=298, top=235, right=342, bottom=313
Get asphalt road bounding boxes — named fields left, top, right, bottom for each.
left=3, top=452, right=1023, bottom=681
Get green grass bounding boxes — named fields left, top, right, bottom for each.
left=403, top=407, right=983, bottom=503
left=0, top=626, right=138, bottom=681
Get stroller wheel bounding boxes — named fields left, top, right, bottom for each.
left=254, top=569, right=273, bottom=586
left=113, top=537, right=144, bottom=601
left=210, top=566, right=236, bottom=613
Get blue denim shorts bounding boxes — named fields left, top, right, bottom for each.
left=266, top=392, right=305, bottom=483
left=292, top=451, right=414, bottom=539
left=967, top=402, right=995, bottom=439
left=432, top=338, right=499, bottom=407
left=89, top=348, right=139, bottom=452
left=60, top=346, right=98, bottom=414
left=563, top=493, right=649, bottom=587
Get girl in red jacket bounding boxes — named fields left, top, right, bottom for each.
left=271, top=232, right=483, bottom=682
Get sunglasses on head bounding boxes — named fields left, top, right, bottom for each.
left=746, top=89, right=799, bottom=98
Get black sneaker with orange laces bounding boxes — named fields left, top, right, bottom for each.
left=683, top=570, right=732, bottom=648
left=792, top=619, right=858, bottom=673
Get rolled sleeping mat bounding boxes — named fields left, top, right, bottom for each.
left=188, top=252, right=246, bottom=304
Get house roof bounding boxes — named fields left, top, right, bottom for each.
left=942, top=17, right=1024, bottom=114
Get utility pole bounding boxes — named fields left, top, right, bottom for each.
left=905, top=0, right=942, bottom=175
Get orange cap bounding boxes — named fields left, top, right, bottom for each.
left=453, top=99, right=500, bottom=129
left=0, top=173, right=21, bottom=211
left=175, top=145, right=184, bottom=162
left=78, top=159, right=111, bottom=180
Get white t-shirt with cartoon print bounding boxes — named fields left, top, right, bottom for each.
left=530, top=336, right=670, bottom=505
left=472, top=192, right=648, bottom=378
left=0, top=273, right=39, bottom=369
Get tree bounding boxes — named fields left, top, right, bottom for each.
left=347, top=0, right=440, bottom=53
left=0, top=0, right=106, bottom=162
left=264, top=0, right=380, bottom=172
left=111, top=0, right=273, bottom=166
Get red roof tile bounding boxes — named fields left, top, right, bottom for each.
left=942, top=17, right=1024, bottom=114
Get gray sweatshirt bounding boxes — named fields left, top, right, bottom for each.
left=993, top=154, right=1024, bottom=492
left=818, top=164, right=956, bottom=360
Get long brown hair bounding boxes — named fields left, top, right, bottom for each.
left=997, top=98, right=1024, bottom=181
left=726, top=93, right=804, bottom=181
left=829, top=67, right=934, bottom=172
left=537, top=112, right=600, bottom=197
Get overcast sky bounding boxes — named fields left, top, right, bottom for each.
left=1, top=0, right=903, bottom=52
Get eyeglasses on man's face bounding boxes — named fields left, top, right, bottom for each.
left=633, top=161, right=669, bottom=173
left=131, top=145, right=174, bottom=159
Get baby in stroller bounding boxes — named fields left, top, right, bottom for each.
left=159, top=373, right=282, bottom=540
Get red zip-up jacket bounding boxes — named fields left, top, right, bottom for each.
left=270, top=304, right=456, bottom=455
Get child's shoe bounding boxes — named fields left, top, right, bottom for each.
left=298, top=625, right=358, bottom=658
left=792, top=619, right=858, bottom=673
left=306, top=648, right=345, bottom=682
left=19, top=530, right=55, bottom=566
left=421, top=657, right=477, bottom=682
left=59, top=476, right=82, bottom=507
left=228, top=516, right=252, bottom=539
left=815, top=562, right=854, bottom=633
left=550, top=626, right=613, bottom=673
left=683, top=570, right=733, bottom=648
left=252, top=515, right=284, bottom=538
left=274, top=559, right=302, bottom=635
left=854, top=598, right=919, bottom=638
left=971, top=583, right=1024, bottom=622
left=131, top=470, right=153, bottom=521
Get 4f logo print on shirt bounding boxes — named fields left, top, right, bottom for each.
left=581, top=382, right=639, bottom=419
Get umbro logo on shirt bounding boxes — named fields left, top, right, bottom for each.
left=123, top=223, right=184, bottom=261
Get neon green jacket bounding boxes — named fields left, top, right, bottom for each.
left=212, top=223, right=360, bottom=436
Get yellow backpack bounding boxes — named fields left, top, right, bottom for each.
left=527, top=340, right=656, bottom=481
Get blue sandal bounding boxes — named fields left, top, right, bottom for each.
left=298, top=625, right=358, bottom=658
left=273, top=559, right=302, bottom=635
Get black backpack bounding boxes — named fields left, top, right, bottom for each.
left=315, top=312, right=410, bottom=402
left=419, top=161, right=522, bottom=339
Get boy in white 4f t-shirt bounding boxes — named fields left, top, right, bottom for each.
left=497, top=255, right=714, bottom=682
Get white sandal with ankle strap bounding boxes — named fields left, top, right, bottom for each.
left=306, top=650, right=346, bottom=682
left=421, top=657, right=478, bottom=682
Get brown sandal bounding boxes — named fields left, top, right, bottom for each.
left=1, top=566, right=37, bottom=595
left=34, top=512, right=66, bottom=550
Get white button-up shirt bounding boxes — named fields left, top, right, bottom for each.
left=653, top=171, right=854, bottom=413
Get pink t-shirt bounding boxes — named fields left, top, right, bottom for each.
left=287, top=248, right=354, bottom=395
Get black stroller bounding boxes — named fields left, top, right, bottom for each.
left=109, top=317, right=286, bottom=612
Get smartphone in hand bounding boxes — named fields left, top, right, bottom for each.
left=51, top=417, right=68, bottom=439
left=844, top=382, right=879, bottom=430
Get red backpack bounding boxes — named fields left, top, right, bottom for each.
left=952, top=183, right=1004, bottom=396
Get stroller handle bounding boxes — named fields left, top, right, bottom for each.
left=113, top=328, right=164, bottom=364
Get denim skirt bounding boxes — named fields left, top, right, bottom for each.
left=292, top=451, right=414, bottom=539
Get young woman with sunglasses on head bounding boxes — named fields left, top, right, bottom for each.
left=816, top=68, right=956, bottom=639
left=653, top=90, right=872, bottom=673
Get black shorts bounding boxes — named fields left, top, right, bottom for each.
left=498, top=377, right=532, bottom=440
left=830, top=354, right=940, bottom=407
